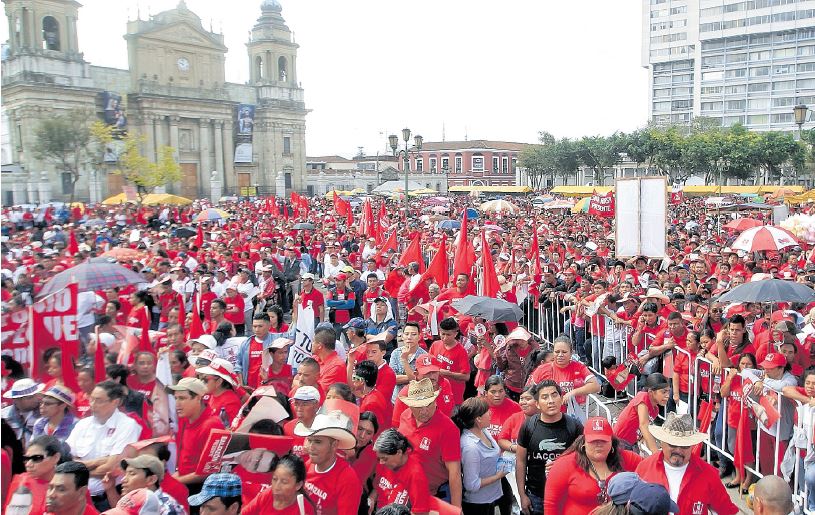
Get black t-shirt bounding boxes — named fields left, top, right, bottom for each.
left=517, top=414, right=583, bottom=498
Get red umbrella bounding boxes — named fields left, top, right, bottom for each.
left=723, top=217, right=763, bottom=232
left=731, top=225, right=799, bottom=253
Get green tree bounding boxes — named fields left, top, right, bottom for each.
left=648, top=127, right=687, bottom=182
left=620, top=129, right=656, bottom=173
left=574, top=134, right=622, bottom=186
left=680, top=129, right=726, bottom=185
left=33, top=109, right=97, bottom=203
left=519, top=132, right=578, bottom=189
left=112, top=133, right=181, bottom=203
left=752, top=131, right=802, bottom=184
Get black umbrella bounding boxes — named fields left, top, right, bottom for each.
left=717, top=279, right=815, bottom=304
left=452, top=295, right=525, bottom=322
left=175, top=227, right=196, bottom=239
left=293, top=222, right=315, bottom=230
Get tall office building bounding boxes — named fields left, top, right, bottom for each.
left=643, top=0, right=815, bottom=130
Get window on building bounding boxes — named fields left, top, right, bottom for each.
left=725, top=84, right=747, bottom=94
left=441, top=157, right=449, bottom=171
left=749, top=66, right=770, bottom=78
left=703, top=71, right=724, bottom=81
left=798, top=62, right=815, bottom=72
left=773, top=64, right=794, bottom=75
left=749, top=50, right=771, bottom=62
left=284, top=171, right=292, bottom=189
left=42, top=16, right=60, bottom=51
left=701, top=101, right=723, bottom=111
left=255, top=56, right=264, bottom=80
left=455, top=156, right=462, bottom=173
left=773, top=96, right=795, bottom=107
left=747, top=114, right=769, bottom=125
left=61, top=172, right=73, bottom=194
left=278, top=56, right=288, bottom=82
left=723, top=115, right=745, bottom=126
left=726, top=100, right=746, bottom=110
left=283, top=136, right=291, bottom=155
left=748, top=83, right=770, bottom=92
left=415, top=158, right=423, bottom=172
left=798, top=78, right=815, bottom=89
left=701, top=86, right=723, bottom=95
left=512, top=158, right=517, bottom=173
left=725, top=68, right=747, bottom=79
left=748, top=98, right=770, bottom=109
left=502, top=157, right=509, bottom=174
left=492, top=157, right=499, bottom=172
left=771, top=113, right=794, bottom=123
left=472, top=156, right=484, bottom=171
left=773, top=80, right=796, bottom=90
left=672, top=99, right=693, bottom=110
left=726, top=53, right=747, bottom=63
left=653, top=101, right=671, bottom=111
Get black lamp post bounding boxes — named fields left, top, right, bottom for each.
left=389, top=128, right=422, bottom=213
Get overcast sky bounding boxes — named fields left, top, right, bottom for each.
left=2, top=0, right=649, bottom=156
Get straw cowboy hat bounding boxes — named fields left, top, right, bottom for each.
left=400, top=378, right=440, bottom=408
left=293, top=409, right=357, bottom=450
left=645, top=287, right=671, bottom=303
left=649, top=412, right=708, bottom=447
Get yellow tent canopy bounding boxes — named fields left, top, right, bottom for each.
left=101, top=193, right=192, bottom=206
left=448, top=185, right=533, bottom=193
left=408, top=188, right=437, bottom=196
left=550, top=186, right=613, bottom=197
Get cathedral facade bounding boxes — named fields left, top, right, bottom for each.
left=1, top=0, right=308, bottom=204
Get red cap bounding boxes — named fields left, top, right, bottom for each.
left=416, top=354, right=441, bottom=375
left=760, top=352, right=787, bottom=369
left=584, top=416, right=613, bottom=443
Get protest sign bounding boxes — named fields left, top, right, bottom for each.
left=588, top=190, right=615, bottom=218
left=196, top=429, right=293, bottom=475
left=288, top=304, right=315, bottom=368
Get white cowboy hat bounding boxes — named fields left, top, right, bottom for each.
left=2, top=378, right=44, bottom=399
left=196, top=358, right=238, bottom=387
left=293, top=409, right=357, bottom=450
left=645, top=287, right=670, bottom=303
left=649, top=412, right=708, bottom=447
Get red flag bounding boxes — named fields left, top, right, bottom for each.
left=527, top=228, right=542, bottom=277
left=421, top=235, right=449, bottom=287
left=138, top=306, right=153, bottom=354
left=94, top=328, right=106, bottom=384
left=29, top=284, right=79, bottom=383
left=452, top=209, right=475, bottom=286
left=345, top=200, right=354, bottom=227
left=480, top=230, right=500, bottom=298
left=333, top=191, right=345, bottom=216
left=384, top=269, right=405, bottom=298
left=373, top=231, right=397, bottom=263
left=398, top=234, right=426, bottom=273
left=360, top=200, right=375, bottom=237
left=670, top=185, right=684, bottom=205
left=187, top=307, right=204, bottom=340
left=194, top=225, right=204, bottom=248
left=692, top=400, right=714, bottom=455
left=67, top=230, right=79, bottom=256
left=733, top=401, right=754, bottom=478
left=268, top=196, right=277, bottom=218
left=588, top=190, right=615, bottom=218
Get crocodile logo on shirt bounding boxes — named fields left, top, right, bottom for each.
left=538, top=438, right=566, bottom=452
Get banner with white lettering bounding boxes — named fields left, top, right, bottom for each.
left=1, top=309, right=31, bottom=371
left=29, top=283, right=79, bottom=380
left=588, top=190, right=615, bottom=218
left=287, top=304, right=315, bottom=369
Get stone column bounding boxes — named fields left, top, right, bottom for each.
left=210, top=170, right=222, bottom=204
left=12, top=171, right=27, bottom=204
left=143, top=116, right=155, bottom=164
left=41, top=170, right=55, bottom=203
left=265, top=50, right=273, bottom=82
left=154, top=115, right=165, bottom=149
left=28, top=7, right=37, bottom=51
left=87, top=169, right=100, bottom=204
left=26, top=170, right=38, bottom=204
left=222, top=121, right=234, bottom=191
left=169, top=116, right=180, bottom=155
left=275, top=171, right=285, bottom=196
left=214, top=120, right=224, bottom=178
left=199, top=119, right=211, bottom=196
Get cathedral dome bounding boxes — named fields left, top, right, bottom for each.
left=261, top=0, right=282, bottom=12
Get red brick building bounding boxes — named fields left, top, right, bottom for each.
left=396, top=140, right=528, bottom=187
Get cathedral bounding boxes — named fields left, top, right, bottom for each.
left=1, top=0, right=308, bottom=204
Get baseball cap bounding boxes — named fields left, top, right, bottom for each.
left=607, top=472, right=642, bottom=504
left=189, top=334, right=217, bottom=350
left=343, top=317, right=367, bottom=331
left=760, top=352, right=787, bottom=369
left=292, top=386, right=320, bottom=402
left=188, top=473, right=242, bottom=507
left=121, top=455, right=165, bottom=482
left=167, top=377, right=207, bottom=396
left=373, top=296, right=389, bottom=304
left=103, top=488, right=161, bottom=515
left=335, top=273, right=348, bottom=281
left=584, top=416, right=613, bottom=443
left=628, top=482, right=680, bottom=514
left=415, top=354, right=441, bottom=375
left=301, top=272, right=315, bottom=280
left=341, top=265, right=355, bottom=274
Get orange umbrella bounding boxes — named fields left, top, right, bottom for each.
left=722, top=218, right=763, bottom=232
left=101, top=247, right=148, bottom=262
left=770, top=187, right=798, bottom=199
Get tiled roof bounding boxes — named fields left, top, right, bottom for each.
left=418, top=140, right=530, bottom=152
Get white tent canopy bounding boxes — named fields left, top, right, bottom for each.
left=372, top=180, right=426, bottom=194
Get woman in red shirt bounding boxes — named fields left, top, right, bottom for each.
left=719, top=352, right=758, bottom=491
left=483, top=375, right=521, bottom=439
left=242, top=454, right=316, bottom=515
left=373, top=429, right=431, bottom=514
left=612, top=373, right=670, bottom=454
left=529, top=336, right=599, bottom=421
left=496, top=384, right=539, bottom=454
left=347, top=411, right=379, bottom=503
left=262, top=339, right=293, bottom=394
left=544, top=417, right=642, bottom=514
left=672, top=330, right=703, bottom=407
left=3, top=435, right=62, bottom=514
left=222, top=285, right=246, bottom=336
left=198, top=358, right=243, bottom=424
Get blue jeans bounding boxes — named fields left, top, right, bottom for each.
left=524, top=489, right=543, bottom=515
left=805, top=460, right=815, bottom=510
left=565, top=322, right=586, bottom=362
left=436, top=482, right=451, bottom=504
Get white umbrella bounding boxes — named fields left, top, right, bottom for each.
left=731, top=225, right=799, bottom=253
left=480, top=199, right=519, bottom=214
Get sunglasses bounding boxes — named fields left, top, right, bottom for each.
left=39, top=400, right=60, bottom=407
left=351, top=375, right=365, bottom=382
left=23, top=454, right=46, bottom=463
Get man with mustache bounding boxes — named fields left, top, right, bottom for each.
left=636, top=412, right=738, bottom=515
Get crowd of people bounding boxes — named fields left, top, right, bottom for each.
left=0, top=192, right=811, bottom=515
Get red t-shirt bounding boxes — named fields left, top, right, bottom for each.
left=674, top=351, right=693, bottom=394
left=629, top=321, right=662, bottom=355
left=246, top=338, right=265, bottom=389
left=486, top=398, right=521, bottom=438
left=428, top=341, right=470, bottom=404
left=208, top=389, right=242, bottom=424
left=496, top=411, right=526, bottom=443
left=613, top=391, right=658, bottom=445
left=223, top=295, right=245, bottom=325
left=266, top=363, right=293, bottom=394
left=533, top=361, right=595, bottom=408
left=651, top=326, right=688, bottom=351
left=350, top=444, right=377, bottom=484
left=126, top=376, right=156, bottom=399
left=160, top=474, right=190, bottom=513
left=375, top=363, right=397, bottom=401
left=242, top=485, right=316, bottom=515
left=360, top=388, right=392, bottom=432
left=299, top=289, right=325, bottom=320
left=316, top=353, right=347, bottom=393
left=4, top=473, right=49, bottom=514
left=375, top=454, right=431, bottom=512
left=304, top=458, right=362, bottom=515
left=397, top=408, right=462, bottom=494
left=283, top=419, right=308, bottom=460
left=176, top=412, right=223, bottom=475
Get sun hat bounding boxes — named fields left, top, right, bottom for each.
left=270, top=337, right=293, bottom=350
left=196, top=358, right=238, bottom=387
left=189, top=334, right=217, bottom=350
left=628, top=482, right=680, bottom=514
left=649, top=412, right=708, bottom=447
left=506, top=326, right=532, bottom=341
left=102, top=488, right=161, bottom=515
left=645, top=288, right=670, bottom=303
left=191, top=349, right=219, bottom=367
left=335, top=273, right=348, bottom=281
left=401, top=378, right=440, bottom=408
left=42, top=385, right=75, bottom=408
left=2, top=378, right=44, bottom=400
left=187, top=473, right=242, bottom=507
left=584, top=416, right=613, bottom=443
left=759, top=352, right=787, bottom=369
left=292, top=386, right=320, bottom=402
left=121, top=455, right=165, bottom=482
left=293, top=406, right=357, bottom=450
left=167, top=377, right=207, bottom=396
left=301, top=272, right=315, bottom=280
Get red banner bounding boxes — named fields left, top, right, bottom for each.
left=1, top=309, right=31, bottom=371
left=670, top=187, right=684, bottom=205
left=588, top=190, right=615, bottom=218
left=30, top=284, right=79, bottom=380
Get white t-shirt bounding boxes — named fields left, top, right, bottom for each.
left=662, top=460, right=689, bottom=513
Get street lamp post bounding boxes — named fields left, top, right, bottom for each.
left=389, top=128, right=422, bottom=215
left=794, top=104, right=809, bottom=140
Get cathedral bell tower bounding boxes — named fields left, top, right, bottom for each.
left=3, top=0, right=83, bottom=60
left=246, top=0, right=298, bottom=86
